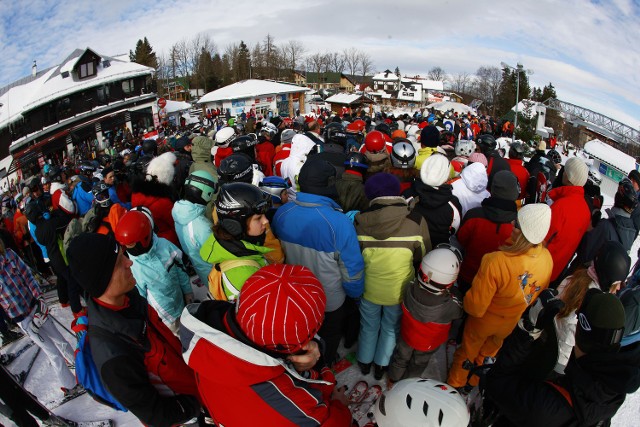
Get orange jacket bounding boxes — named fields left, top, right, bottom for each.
left=97, top=204, right=127, bottom=235
left=464, top=245, right=553, bottom=320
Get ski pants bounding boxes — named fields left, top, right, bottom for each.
left=357, top=299, right=402, bottom=367
left=447, top=312, right=519, bottom=388
left=18, top=306, right=76, bottom=389
left=388, top=337, right=438, bottom=382
left=318, top=301, right=347, bottom=367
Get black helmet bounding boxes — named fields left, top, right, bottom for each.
left=218, top=153, right=254, bottom=184
left=141, top=139, right=157, bottom=156
left=79, top=161, right=96, bottom=175
left=594, top=240, right=631, bottom=291
left=509, top=142, right=525, bottom=159
left=91, top=182, right=112, bottom=208
left=230, top=135, right=258, bottom=160
left=323, top=122, right=347, bottom=146
left=375, top=123, right=391, bottom=136
left=215, top=182, right=272, bottom=238
left=183, top=170, right=217, bottom=205
left=546, top=149, right=561, bottom=165
left=615, top=178, right=638, bottom=211
left=133, top=155, right=154, bottom=177
left=537, top=156, right=553, bottom=175
left=47, top=165, right=63, bottom=182
left=476, top=134, right=497, bottom=153
left=344, top=152, right=369, bottom=175
left=391, top=139, right=417, bottom=169
left=97, top=154, right=112, bottom=167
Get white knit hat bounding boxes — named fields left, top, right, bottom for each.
left=564, top=157, right=588, bottom=187
left=517, top=203, right=551, bottom=245
left=420, top=153, right=450, bottom=187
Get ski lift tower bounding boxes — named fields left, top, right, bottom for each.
left=501, top=62, right=533, bottom=144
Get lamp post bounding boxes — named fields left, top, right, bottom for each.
left=501, top=62, right=532, bottom=144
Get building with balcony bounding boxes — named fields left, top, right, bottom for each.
left=0, top=47, right=157, bottom=178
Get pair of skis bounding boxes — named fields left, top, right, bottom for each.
left=347, top=380, right=383, bottom=427
left=0, top=341, right=41, bottom=385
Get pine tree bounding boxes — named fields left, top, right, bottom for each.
left=131, top=37, right=159, bottom=69
left=237, top=41, right=251, bottom=80
left=395, top=66, right=400, bottom=77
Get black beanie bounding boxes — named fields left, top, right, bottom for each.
left=299, top=158, right=338, bottom=200
left=68, top=233, right=120, bottom=299
left=420, top=125, right=440, bottom=148
left=575, top=290, right=625, bottom=354
left=491, top=170, right=519, bottom=201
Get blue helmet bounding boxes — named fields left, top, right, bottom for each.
left=258, top=176, right=291, bottom=204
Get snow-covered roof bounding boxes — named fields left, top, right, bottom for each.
left=198, top=79, right=309, bottom=104
left=165, top=100, right=192, bottom=114
left=370, top=90, right=392, bottom=99
left=324, top=93, right=372, bottom=105
left=401, top=77, right=444, bottom=91
left=372, top=70, right=399, bottom=81
left=427, top=101, right=474, bottom=115
left=0, top=47, right=154, bottom=130
left=584, top=139, right=637, bottom=173
left=511, top=99, right=541, bottom=119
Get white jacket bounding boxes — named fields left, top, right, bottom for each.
left=451, top=163, right=490, bottom=217
left=279, top=134, right=316, bottom=201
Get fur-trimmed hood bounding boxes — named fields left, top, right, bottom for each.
left=146, top=152, right=176, bottom=185
left=131, top=177, right=176, bottom=201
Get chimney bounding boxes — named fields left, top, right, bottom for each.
left=32, top=60, right=37, bottom=77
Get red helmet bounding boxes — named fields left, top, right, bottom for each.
left=353, top=119, right=366, bottom=132
left=346, top=122, right=361, bottom=134
left=364, top=130, right=386, bottom=153
left=115, top=210, right=153, bottom=248
left=418, top=121, right=428, bottom=129
left=283, top=117, right=293, bottom=128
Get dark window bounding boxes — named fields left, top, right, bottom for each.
left=79, top=62, right=95, bottom=79
left=122, top=79, right=134, bottom=95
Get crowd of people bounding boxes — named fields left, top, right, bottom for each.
left=0, top=107, right=639, bottom=427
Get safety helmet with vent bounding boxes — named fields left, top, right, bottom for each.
left=115, top=210, right=153, bottom=256
left=258, top=176, right=291, bottom=205
left=476, top=134, right=496, bottom=153
left=391, top=140, right=416, bottom=169
left=509, top=142, right=525, bottom=159
left=455, top=139, right=476, bottom=157
left=372, top=378, right=470, bottom=427
left=417, top=244, right=462, bottom=293
left=215, top=127, right=236, bottom=147
left=594, top=240, right=631, bottom=292
left=183, top=170, right=217, bottom=205
left=260, top=121, right=278, bottom=138
left=215, top=183, right=272, bottom=239
left=615, top=178, right=638, bottom=211
left=231, top=135, right=258, bottom=160
left=141, top=139, right=157, bottom=156
left=364, top=130, right=386, bottom=153
left=546, top=149, right=561, bottom=165
left=323, top=122, right=347, bottom=146
left=91, top=182, right=112, bottom=208
left=218, top=153, right=254, bottom=184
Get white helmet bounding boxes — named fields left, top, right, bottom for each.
left=406, top=124, right=420, bottom=138
left=396, top=120, right=405, bottom=132
left=455, top=139, right=476, bottom=157
left=391, top=140, right=416, bottom=169
left=215, top=127, right=236, bottom=147
left=372, top=378, right=469, bottom=427
left=417, top=245, right=462, bottom=292
left=261, top=121, right=278, bottom=138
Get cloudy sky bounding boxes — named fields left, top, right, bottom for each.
left=1, top=0, right=639, bottom=129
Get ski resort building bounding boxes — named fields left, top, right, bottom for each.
left=370, top=70, right=444, bottom=107
left=0, top=47, right=157, bottom=179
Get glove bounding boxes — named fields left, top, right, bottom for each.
left=519, top=289, right=564, bottom=338
left=30, top=297, right=50, bottom=335
left=175, top=395, right=201, bottom=424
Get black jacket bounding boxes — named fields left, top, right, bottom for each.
left=404, top=180, right=462, bottom=247
left=486, top=150, right=511, bottom=189
left=88, top=291, right=200, bottom=427
left=486, top=327, right=640, bottom=427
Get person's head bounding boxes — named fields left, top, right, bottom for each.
left=102, top=166, right=115, bottom=186
left=372, top=378, right=470, bottom=427
left=258, top=176, right=291, bottom=206
left=145, top=151, right=176, bottom=186
left=344, top=152, right=369, bottom=176
left=236, top=264, right=326, bottom=355
left=280, top=129, right=296, bottom=145
left=91, top=182, right=113, bottom=209
left=614, top=178, right=638, bottom=213
left=115, top=209, right=154, bottom=257
left=364, top=172, right=400, bottom=201
left=307, top=120, right=320, bottom=134
left=419, top=125, right=440, bottom=148
left=217, top=153, right=254, bottom=185
left=575, top=290, right=625, bottom=356
left=562, top=157, right=588, bottom=187
left=419, top=153, right=450, bottom=188
left=417, top=245, right=462, bottom=294
left=504, top=203, right=551, bottom=254
left=68, top=233, right=136, bottom=302
left=628, top=170, right=640, bottom=192
left=476, top=134, right=497, bottom=155
left=230, top=135, right=258, bottom=161
left=323, top=122, right=347, bottom=147
left=183, top=170, right=217, bottom=205
left=467, top=152, right=488, bottom=168
left=298, top=157, right=338, bottom=200
left=490, top=170, right=519, bottom=202
left=593, top=240, right=631, bottom=293
left=455, top=139, right=476, bottom=158
left=215, top=182, right=272, bottom=242
left=215, top=127, right=236, bottom=148
left=141, top=139, right=157, bottom=157
left=508, top=142, right=525, bottom=160
left=364, top=130, right=387, bottom=155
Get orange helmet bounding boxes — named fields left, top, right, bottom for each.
left=391, top=129, right=407, bottom=140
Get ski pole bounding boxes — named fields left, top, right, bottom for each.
left=49, top=315, right=75, bottom=339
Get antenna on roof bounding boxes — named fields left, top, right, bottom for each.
left=32, top=60, right=37, bottom=77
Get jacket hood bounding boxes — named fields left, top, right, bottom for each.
left=548, top=184, right=584, bottom=202
left=355, top=197, right=411, bottom=239
left=289, top=134, right=316, bottom=161
left=200, top=233, right=271, bottom=264
left=180, top=302, right=331, bottom=387
left=414, top=180, right=455, bottom=209
left=191, top=136, right=215, bottom=162
left=172, top=200, right=206, bottom=225
left=131, top=177, right=175, bottom=201
left=461, top=163, right=488, bottom=193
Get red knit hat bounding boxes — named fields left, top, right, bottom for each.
left=236, top=264, right=326, bottom=354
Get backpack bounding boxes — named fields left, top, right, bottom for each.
left=207, top=259, right=261, bottom=301
left=71, top=315, right=127, bottom=412
left=62, top=206, right=100, bottom=255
